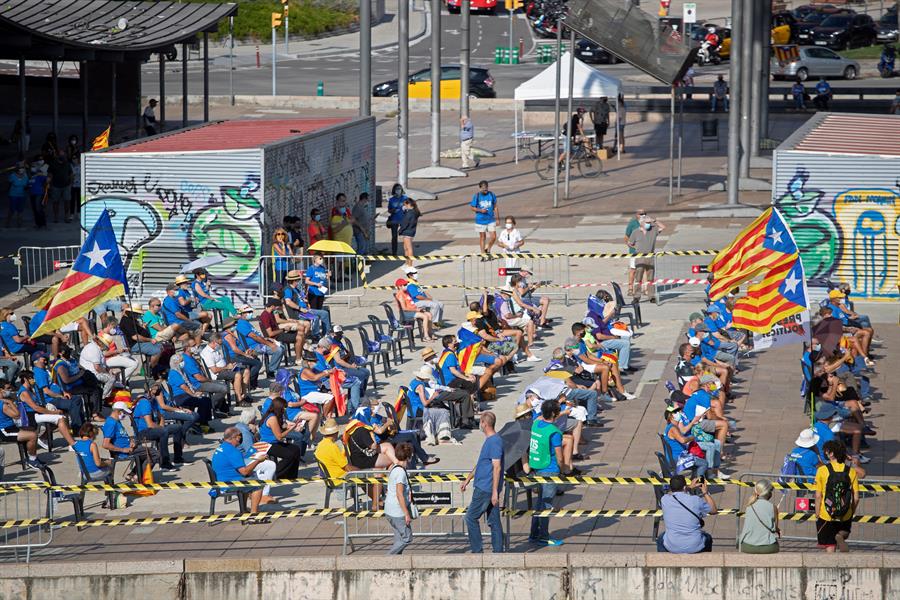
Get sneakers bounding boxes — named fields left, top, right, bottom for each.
left=25, top=458, right=43, bottom=470
left=716, top=470, right=732, bottom=480
left=529, top=538, right=565, bottom=547
left=622, top=391, right=637, bottom=400
left=857, top=454, right=871, bottom=464
left=37, top=438, right=48, bottom=451
left=525, top=355, right=542, bottom=363
left=864, top=357, right=875, bottom=368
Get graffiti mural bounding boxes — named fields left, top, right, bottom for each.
left=774, top=166, right=900, bottom=299
left=82, top=151, right=264, bottom=304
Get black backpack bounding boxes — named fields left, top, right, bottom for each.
left=823, top=463, right=853, bottom=519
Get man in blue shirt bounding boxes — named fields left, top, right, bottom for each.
left=102, top=401, right=158, bottom=475
left=133, top=393, right=182, bottom=468
left=527, top=399, right=564, bottom=546
left=0, top=310, right=41, bottom=356
left=162, top=285, right=201, bottom=334
left=787, top=428, right=822, bottom=478
left=813, top=403, right=838, bottom=455
left=175, top=274, right=212, bottom=336
left=814, top=77, right=832, bottom=110
left=211, top=426, right=266, bottom=514
left=182, top=339, right=227, bottom=413
left=32, top=351, right=84, bottom=429
left=461, top=411, right=504, bottom=553
left=658, top=475, right=717, bottom=553
left=469, top=180, right=499, bottom=256
left=236, top=306, right=285, bottom=375
left=403, top=266, right=445, bottom=327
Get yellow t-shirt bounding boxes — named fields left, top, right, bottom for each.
left=330, top=213, right=354, bottom=245
left=314, top=437, right=348, bottom=480
left=814, top=461, right=858, bottom=521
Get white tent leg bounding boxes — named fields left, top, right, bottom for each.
left=515, top=100, right=519, bottom=164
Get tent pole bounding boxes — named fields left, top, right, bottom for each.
left=564, top=31, right=575, bottom=200
left=514, top=101, right=519, bottom=164
left=552, top=23, right=561, bottom=209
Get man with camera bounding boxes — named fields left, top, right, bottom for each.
left=658, top=474, right=718, bottom=553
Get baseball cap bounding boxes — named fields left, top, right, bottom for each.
left=332, top=325, right=343, bottom=333
left=694, top=323, right=709, bottom=333
left=31, top=350, right=49, bottom=363
left=688, top=336, right=701, bottom=347
left=394, top=278, right=408, bottom=287
left=402, top=266, right=419, bottom=275
left=828, top=289, right=845, bottom=299
left=688, top=312, right=703, bottom=322
left=111, top=401, right=132, bottom=413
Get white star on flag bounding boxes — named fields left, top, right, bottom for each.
left=768, top=228, right=783, bottom=246
left=83, top=242, right=110, bottom=270
left=783, top=269, right=801, bottom=295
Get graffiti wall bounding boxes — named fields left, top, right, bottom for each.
left=81, top=151, right=264, bottom=305
left=773, top=154, right=900, bottom=299
left=263, top=118, right=376, bottom=251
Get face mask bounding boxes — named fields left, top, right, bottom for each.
left=313, top=214, right=321, bottom=221
left=190, top=346, right=200, bottom=355
left=813, top=344, right=821, bottom=352
left=118, top=413, right=128, bottom=421
left=505, top=223, right=513, bottom=230
left=672, top=412, right=683, bottom=422
left=333, top=333, right=343, bottom=341
left=7, top=314, right=16, bottom=323
left=644, top=223, right=652, bottom=231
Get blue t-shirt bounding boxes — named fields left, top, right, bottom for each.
left=0, top=321, right=23, bottom=353
left=54, top=359, right=81, bottom=391
left=439, top=351, right=460, bottom=386
left=661, top=491, right=712, bottom=553
left=73, top=439, right=101, bottom=473
left=816, top=81, right=831, bottom=95
left=18, top=384, right=42, bottom=412
left=406, top=282, right=425, bottom=301
left=664, top=423, right=687, bottom=459
left=162, top=295, right=184, bottom=325
left=315, top=351, right=331, bottom=372
left=192, top=279, right=209, bottom=300
left=28, top=310, right=46, bottom=336
left=387, top=195, right=407, bottom=224
left=211, top=442, right=246, bottom=482
left=683, top=389, right=712, bottom=421
left=34, top=366, right=62, bottom=397
left=789, top=446, right=820, bottom=477
left=235, top=318, right=260, bottom=347
left=132, top=398, right=155, bottom=433
left=827, top=302, right=849, bottom=326
left=177, top=288, right=195, bottom=309
left=283, top=285, right=309, bottom=309
left=814, top=421, right=836, bottom=453
left=167, top=368, right=190, bottom=396
left=533, top=420, right=562, bottom=474
left=102, top=416, right=131, bottom=457
left=703, top=317, right=721, bottom=334
left=0, top=406, right=15, bottom=429
left=259, top=412, right=278, bottom=443
left=8, top=172, right=28, bottom=198
left=182, top=353, right=203, bottom=387
left=473, top=433, right=504, bottom=493
left=407, top=377, right=427, bottom=416
left=470, top=191, right=497, bottom=225
left=297, top=372, right=321, bottom=398
left=305, top=265, right=328, bottom=296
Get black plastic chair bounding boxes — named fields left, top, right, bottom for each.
left=39, top=464, right=85, bottom=523
left=397, top=385, right=423, bottom=432
left=647, top=469, right=666, bottom=542
left=611, top=282, right=643, bottom=329
left=342, top=336, right=379, bottom=391
left=655, top=451, right=673, bottom=479
left=0, top=335, right=32, bottom=370
left=202, top=457, right=252, bottom=518
left=357, top=326, right=391, bottom=378
left=383, top=301, right=421, bottom=349
left=368, top=314, right=404, bottom=365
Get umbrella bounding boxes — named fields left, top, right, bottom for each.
left=498, top=419, right=532, bottom=468
left=181, top=254, right=227, bottom=273
left=307, top=240, right=356, bottom=255
left=812, top=316, right=843, bottom=357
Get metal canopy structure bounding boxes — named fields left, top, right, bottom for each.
left=0, top=0, right=237, bottom=59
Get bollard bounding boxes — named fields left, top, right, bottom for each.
left=512, top=48, right=519, bottom=65
left=316, top=81, right=324, bottom=96
left=256, top=45, right=261, bottom=68
left=519, top=37, right=525, bottom=59
left=494, top=47, right=502, bottom=64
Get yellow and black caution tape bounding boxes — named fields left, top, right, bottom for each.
left=359, top=250, right=718, bottom=261
left=4, top=474, right=900, bottom=494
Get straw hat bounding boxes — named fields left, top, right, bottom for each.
left=319, top=418, right=340, bottom=436
left=286, top=270, right=303, bottom=281
left=421, top=347, right=436, bottom=361
left=466, top=310, right=482, bottom=320
left=174, top=274, right=191, bottom=285
left=416, top=364, right=433, bottom=380
left=514, top=403, right=532, bottom=420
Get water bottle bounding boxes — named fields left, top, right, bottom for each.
left=664, top=380, right=676, bottom=393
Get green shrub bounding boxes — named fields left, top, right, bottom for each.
left=186, top=0, right=357, bottom=42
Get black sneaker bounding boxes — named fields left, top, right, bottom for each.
left=160, top=462, right=177, bottom=470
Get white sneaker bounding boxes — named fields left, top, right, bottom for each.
left=623, top=391, right=637, bottom=400
left=37, top=438, right=48, bottom=451
left=858, top=454, right=871, bottom=464
left=717, top=471, right=732, bottom=480
left=526, top=355, right=542, bottom=362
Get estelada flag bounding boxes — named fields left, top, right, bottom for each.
left=329, top=369, right=347, bottom=416
left=91, top=125, right=111, bottom=151
left=732, top=256, right=807, bottom=333
left=32, top=209, right=128, bottom=338
left=707, top=207, right=799, bottom=301
left=456, top=327, right=483, bottom=374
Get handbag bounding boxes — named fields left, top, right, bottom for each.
left=687, top=440, right=707, bottom=459
left=672, top=493, right=705, bottom=528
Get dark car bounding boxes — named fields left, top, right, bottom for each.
left=574, top=39, right=621, bottom=64
left=812, top=13, right=877, bottom=50
left=877, top=11, right=898, bottom=43
left=795, top=10, right=853, bottom=45
left=793, top=4, right=839, bottom=21
left=372, top=65, right=496, bottom=98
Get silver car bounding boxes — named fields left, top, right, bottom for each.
left=771, top=46, right=860, bottom=81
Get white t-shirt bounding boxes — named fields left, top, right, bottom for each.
left=78, top=342, right=105, bottom=374
left=200, top=345, right=226, bottom=380
left=497, top=228, right=523, bottom=252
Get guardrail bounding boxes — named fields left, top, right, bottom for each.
left=258, top=254, right=365, bottom=307
left=15, top=245, right=81, bottom=293
left=0, top=482, right=53, bottom=562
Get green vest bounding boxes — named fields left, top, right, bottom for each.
left=529, top=419, right=562, bottom=471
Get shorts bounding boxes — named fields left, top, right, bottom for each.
left=699, top=418, right=717, bottom=433
left=595, top=123, right=609, bottom=136
left=475, top=223, right=496, bottom=234
left=35, top=413, right=65, bottom=425
left=8, top=195, right=25, bottom=213
left=179, top=320, right=201, bottom=332
left=505, top=315, right=531, bottom=329
left=816, top=518, right=851, bottom=547
left=554, top=416, right=578, bottom=432
left=474, top=354, right=499, bottom=366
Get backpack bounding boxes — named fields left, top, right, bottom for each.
left=823, top=463, right=853, bottom=519
left=778, top=453, right=800, bottom=484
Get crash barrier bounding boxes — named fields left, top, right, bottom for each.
left=735, top=471, right=900, bottom=548
left=461, top=253, right=570, bottom=306
left=0, top=482, right=53, bottom=562
left=14, top=245, right=81, bottom=293
left=653, top=254, right=711, bottom=304
left=258, top=254, right=365, bottom=306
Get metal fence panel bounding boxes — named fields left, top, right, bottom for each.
left=462, top=255, right=570, bottom=307
left=653, top=254, right=708, bottom=304
left=736, top=472, right=900, bottom=548
left=15, top=246, right=81, bottom=293
left=0, top=485, right=53, bottom=562
left=258, top=254, right=365, bottom=308
left=341, top=469, right=475, bottom=554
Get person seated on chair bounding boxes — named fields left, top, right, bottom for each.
left=54, top=346, right=102, bottom=423
left=73, top=422, right=111, bottom=481
left=95, top=316, right=140, bottom=384
left=182, top=338, right=228, bottom=415
left=261, top=380, right=317, bottom=448
left=102, top=401, right=159, bottom=480
left=143, top=296, right=188, bottom=343
left=511, top=268, right=552, bottom=329
left=31, top=351, right=84, bottom=430
left=167, top=354, right=214, bottom=432
left=402, top=266, right=446, bottom=328
left=17, top=369, right=77, bottom=450
left=234, top=408, right=277, bottom=505
left=459, top=310, right=509, bottom=392
left=394, top=278, right=436, bottom=341
left=175, top=275, right=212, bottom=336
left=0, top=383, right=41, bottom=469
left=149, top=379, right=199, bottom=445
left=236, top=305, right=285, bottom=377
left=258, top=397, right=304, bottom=479
left=323, top=326, right=370, bottom=395
left=407, top=365, right=456, bottom=446
left=296, top=351, right=336, bottom=420
left=570, top=325, right=636, bottom=401
left=211, top=426, right=266, bottom=514
left=314, top=339, right=363, bottom=415
left=201, top=333, right=250, bottom=406
left=0, top=308, right=45, bottom=357
left=436, top=337, right=479, bottom=400
left=24, top=309, right=71, bottom=358
left=314, top=417, right=360, bottom=481
left=190, top=268, right=237, bottom=318
left=162, top=285, right=203, bottom=340
left=495, top=287, right=540, bottom=362
left=133, top=391, right=183, bottom=469
left=259, top=298, right=308, bottom=367
left=222, top=318, right=263, bottom=392
left=119, top=303, right=165, bottom=375
left=282, top=270, right=331, bottom=337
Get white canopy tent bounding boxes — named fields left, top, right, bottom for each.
left=513, top=51, right=623, bottom=162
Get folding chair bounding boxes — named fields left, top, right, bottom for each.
left=39, top=464, right=85, bottom=523
left=74, top=451, right=117, bottom=513
left=342, top=336, right=378, bottom=391
left=202, top=457, right=253, bottom=518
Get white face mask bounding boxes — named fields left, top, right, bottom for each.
left=7, top=314, right=16, bottom=323
left=505, top=223, right=513, bottom=230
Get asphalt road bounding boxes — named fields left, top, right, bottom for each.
left=139, top=5, right=893, bottom=100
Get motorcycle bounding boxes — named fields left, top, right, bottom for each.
left=696, top=40, right=721, bottom=66
left=878, top=48, right=896, bottom=78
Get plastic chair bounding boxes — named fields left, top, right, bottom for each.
left=398, top=385, right=423, bottom=432
left=611, top=282, right=643, bottom=329
left=202, top=457, right=252, bottom=518
left=357, top=326, right=391, bottom=378
left=39, top=464, right=85, bottom=523
left=74, top=450, right=117, bottom=512
left=342, top=336, right=378, bottom=391
left=655, top=451, right=673, bottom=478
left=367, top=314, right=404, bottom=365
left=647, top=469, right=666, bottom=542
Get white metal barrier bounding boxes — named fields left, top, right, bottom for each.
left=258, top=254, right=365, bottom=307
left=461, top=255, right=570, bottom=306
left=653, top=255, right=709, bottom=304
left=0, top=484, right=53, bottom=562
left=15, top=245, right=81, bottom=293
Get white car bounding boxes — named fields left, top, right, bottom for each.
left=771, top=46, right=860, bottom=81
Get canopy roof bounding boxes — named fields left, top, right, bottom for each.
left=514, top=52, right=622, bottom=101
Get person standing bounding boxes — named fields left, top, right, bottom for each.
left=470, top=180, right=499, bottom=258
left=590, top=97, right=611, bottom=149
left=329, top=193, right=355, bottom=248
left=398, top=198, right=420, bottom=267
left=624, top=208, right=645, bottom=297
left=386, top=184, right=408, bottom=256
left=815, top=440, right=860, bottom=553
left=711, top=75, right=729, bottom=113
left=351, top=192, right=372, bottom=255
left=891, top=89, right=900, bottom=114
left=528, top=399, right=565, bottom=547
left=143, top=99, right=159, bottom=136
left=616, top=93, right=627, bottom=154
left=497, top=216, right=524, bottom=276
left=6, top=162, right=28, bottom=228
left=385, top=442, right=415, bottom=554
left=47, top=149, right=73, bottom=223
left=627, top=214, right=663, bottom=301
left=460, top=115, right=479, bottom=170
left=461, top=411, right=504, bottom=553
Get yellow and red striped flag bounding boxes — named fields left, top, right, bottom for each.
left=707, top=207, right=799, bottom=301
left=31, top=210, right=128, bottom=338
left=731, top=256, right=807, bottom=333
left=91, top=125, right=111, bottom=151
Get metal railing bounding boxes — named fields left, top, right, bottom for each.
left=15, top=245, right=81, bottom=293
left=735, top=471, right=900, bottom=548
left=461, top=254, right=570, bottom=307
left=258, top=254, right=365, bottom=308
left=653, top=255, right=709, bottom=304
left=341, top=469, right=475, bottom=554
left=0, top=483, right=54, bottom=562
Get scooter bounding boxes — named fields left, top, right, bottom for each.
left=696, top=40, right=721, bottom=66
left=878, top=50, right=895, bottom=78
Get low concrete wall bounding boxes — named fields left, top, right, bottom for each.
left=2, top=553, right=900, bottom=600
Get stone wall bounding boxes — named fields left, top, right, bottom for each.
left=2, top=553, right=900, bottom=599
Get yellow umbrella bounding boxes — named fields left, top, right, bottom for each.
left=307, top=240, right=356, bottom=255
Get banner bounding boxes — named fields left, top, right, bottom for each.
left=752, top=310, right=811, bottom=350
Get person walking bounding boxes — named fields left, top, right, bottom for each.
left=143, top=99, right=159, bottom=136
left=398, top=198, right=420, bottom=267
left=528, top=399, right=565, bottom=547
left=385, top=442, right=415, bottom=554
left=739, top=479, right=780, bottom=554
left=461, top=411, right=504, bottom=553
left=460, top=115, right=479, bottom=170
left=815, top=440, right=860, bottom=553
left=470, top=180, right=499, bottom=258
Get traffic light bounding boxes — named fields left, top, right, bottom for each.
left=506, top=0, right=523, bottom=10
left=691, top=264, right=710, bottom=274
left=281, top=0, right=289, bottom=14
left=271, top=12, right=282, bottom=28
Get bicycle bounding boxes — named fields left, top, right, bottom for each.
left=534, top=138, right=603, bottom=180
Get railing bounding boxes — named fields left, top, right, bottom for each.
left=461, top=254, right=570, bottom=307
left=0, top=483, right=53, bottom=562
left=15, top=245, right=81, bottom=293
left=258, top=254, right=365, bottom=308
left=653, top=255, right=709, bottom=305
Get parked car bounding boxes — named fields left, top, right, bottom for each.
left=795, top=10, right=854, bottom=46
left=811, top=13, right=877, bottom=50
left=771, top=45, right=860, bottom=81
left=793, top=4, right=841, bottom=21
left=574, top=39, right=621, bottom=64
left=372, top=65, right=496, bottom=98
left=772, top=11, right=799, bottom=44
left=446, top=0, right=497, bottom=14
left=877, top=12, right=898, bottom=43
